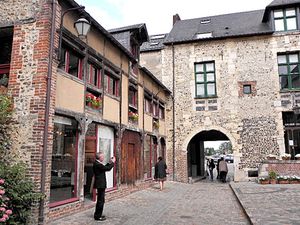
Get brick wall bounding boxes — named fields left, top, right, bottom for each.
left=259, top=160, right=300, bottom=177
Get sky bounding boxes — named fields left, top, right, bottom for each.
left=76, top=0, right=272, bottom=35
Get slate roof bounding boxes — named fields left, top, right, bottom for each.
left=267, top=0, right=300, bottom=7
left=140, top=34, right=168, bottom=52
left=164, top=9, right=273, bottom=44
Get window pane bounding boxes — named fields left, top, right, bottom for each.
left=286, top=18, right=297, bottom=30
left=104, top=75, right=109, bottom=92
left=280, top=76, right=289, bottom=89
left=195, top=64, right=204, bottom=72
left=291, top=75, right=300, bottom=88
left=275, top=19, right=285, bottom=31
left=277, top=55, right=287, bottom=64
left=206, top=63, right=214, bottom=72
left=68, top=54, right=79, bottom=77
left=196, top=74, right=204, bottom=82
left=286, top=8, right=296, bottom=16
left=243, top=85, right=251, bottom=94
left=206, top=73, right=215, bottom=82
left=50, top=117, right=77, bottom=203
left=274, top=10, right=283, bottom=18
left=278, top=65, right=288, bottom=75
left=196, top=84, right=205, bottom=96
left=207, top=83, right=215, bottom=95
left=289, top=54, right=299, bottom=63
left=290, top=64, right=299, bottom=74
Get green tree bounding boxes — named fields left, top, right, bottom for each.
left=205, top=147, right=215, bottom=156
left=219, top=142, right=232, bottom=154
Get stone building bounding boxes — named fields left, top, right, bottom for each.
left=140, top=0, right=300, bottom=182
left=0, top=0, right=170, bottom=223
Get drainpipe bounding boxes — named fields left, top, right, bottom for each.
left=172, top=43, right=175, bottom=181
left=38, top=0, right=56, bottom=224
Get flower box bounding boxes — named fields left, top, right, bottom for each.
left=260, top=179, right=270, bottom=185
left=278, top=180, right=289, bottom=184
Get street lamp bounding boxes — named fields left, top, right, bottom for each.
left=74, top=18, right=91, bottom=38
left=58, top=6, right=91, bottom=60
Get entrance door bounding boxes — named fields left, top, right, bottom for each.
left=127, top=143, right=136, bottom=184
left=97, top=125, right=114, bottom=189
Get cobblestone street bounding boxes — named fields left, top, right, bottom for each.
left=48, top=180, right=249, bottom=225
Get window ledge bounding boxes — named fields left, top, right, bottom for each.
left=194, top=95, right=218, bottom=100
left=57, top=68, right=84, bottom=85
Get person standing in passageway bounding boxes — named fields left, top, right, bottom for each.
left=208, top=158, right=215, bottom=180
left=219, top=157, right=228, bottom=183
left=93, top=152, right=115, bottom=222
left=154, top=156, right=167, bottom=191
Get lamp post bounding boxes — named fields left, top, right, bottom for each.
left=58, top=6, right=91, bottom=60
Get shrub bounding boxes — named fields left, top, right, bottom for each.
left=0, top=94, right=14, bottom=162
left=0, top=163, right=44, bottom=224
left=269, top=170, right=277, bottom=180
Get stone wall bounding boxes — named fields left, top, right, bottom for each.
left=141, top=32, right=300, bottom=182
left=1, top=0, right=57, bottom=223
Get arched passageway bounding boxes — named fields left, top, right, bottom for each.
left=187, top=129, right=231, bottom=180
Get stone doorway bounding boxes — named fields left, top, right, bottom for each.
left=187, top=129, right=232, bottom=182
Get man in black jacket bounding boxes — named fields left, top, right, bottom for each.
left=93, top=152, right=115, bottom=221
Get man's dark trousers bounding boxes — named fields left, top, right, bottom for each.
left=94, top=188, right=105, bottom=219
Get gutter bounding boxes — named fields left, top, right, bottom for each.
left=38, top=0, right=56, bottom=224
left=172, top=43, right=175, bottom=181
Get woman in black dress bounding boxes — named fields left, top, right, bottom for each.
left=154, top=156, right=167, bottom=191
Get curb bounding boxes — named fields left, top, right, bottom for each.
left=229, top=182, right=253, bottom=225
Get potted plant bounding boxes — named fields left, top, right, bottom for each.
left=92, top=97, right=102, bottom=109
left=85, top=93, right=93, bottom=107
left=153, top=120, right=159, bottom=129
left=281, top=153, right=291, bottom=160
left=128, top=111, right=138, bottom=121
left=266, top=154, right=277, bottom=160
left=258, top=177, right=269, bottom=185
left=295, top=154, right=300, bottom=160
left=269, top=170, right=277, bottom=184
left=277, top=175, right=289, bottom=184
left=288, top=176, right=300, bottom=184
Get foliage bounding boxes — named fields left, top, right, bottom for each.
left=128, top=111, right=139, bottom=121
left=268, top=170, right=277, bottom=180
left=219, top=142, right=232, bottom=154
left=205, top=147, right=216, bottom=156
left=0, top=163, right=44, bottom=224
left=0, top=94, right=14, bottom=161
left=86, top=93, right=102, bottom=108
left=153, top=120, right=159, bottom=129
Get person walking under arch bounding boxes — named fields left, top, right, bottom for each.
left=219, top=157, right=228, bottom=183
left=208, top=158, right=215, bottom=180
left=154, top=156, right=167, bottom=191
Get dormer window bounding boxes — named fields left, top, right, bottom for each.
left=195, top=32, right=212, bottom=39
left=200, top=19, right=211, bottom=24
left=274, top=8, right=297, bottom=31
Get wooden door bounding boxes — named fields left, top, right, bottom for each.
left=127, top=143, right=136, bottom=184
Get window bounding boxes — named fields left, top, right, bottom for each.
left=50, top=116, right=78, bottom=205
left=104, top=72, right=119, bottom=96
left=159, top=103, right=165, bottom=119
left=87, top=63, right=101, bottom=88
left=277, top=53, right=300, bottom=90
left=152, top=101, right=159, bottom=117
left=129, top=87, right=137, bottom=108
left=59, top=45, right=83, bottom=79
left=243, top=85, right=252, bottom=94
left=144, top=97, right=152, bottom=114
left=195, top=61, right=216, bottom=98
left=274, top=8, right=297, bottom=31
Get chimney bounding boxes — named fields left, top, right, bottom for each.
left=173, top=14, right=181, bottom=26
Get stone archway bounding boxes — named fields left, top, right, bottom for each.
left=186, top=129, right=234, bottom=182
